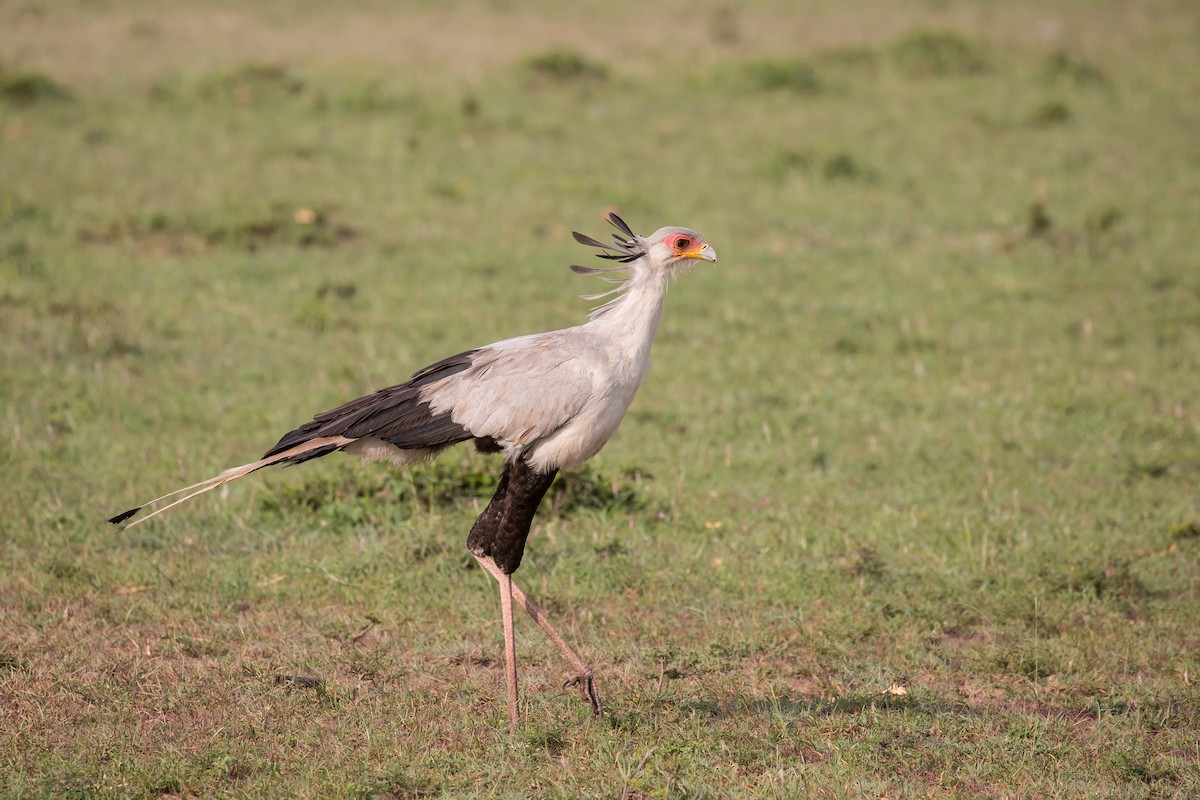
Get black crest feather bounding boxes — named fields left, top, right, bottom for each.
left=607, top=212, right=635, bottom=239
left=570, top=264, right=621, bottom=276
left=570, top=213, right=645, bottom=265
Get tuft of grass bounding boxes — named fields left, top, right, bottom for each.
left=767, top=149, right=874, bottom=183
left=739, top=59, right=824, bottom=94
left=523, top=49, right=608, bottom=82
left=1029, top=100, right=1073, bottom=127
left=335, top=80, right=421, bottom=114
left=548, top=466, right=649, bottom=516
left=174, top=634, right=231, bottom=658
left=822, top=151, right=871, bottom=181
left=1027, top=201, right=1053, bottom=237
left=1106, top=744, right=1180, bottom=786
left=767, top=148, right=815, bottom=181
left=200, top=62, right=306, bottom=104
left=1042, top=50, right=1110, bottom=88
left=147, top=63, right=306, bottom=107
left=0, top=67, right=71, bottom=105
left=890, top=30, right=989, bottom=77
left=1170, top=520, right=1200, bottom=539
left=1086, top=206, right=1123, bottom=236
left=819, top=45, right=882, bottom=72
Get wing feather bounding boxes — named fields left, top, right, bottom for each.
left=420, top=332, right=599, bottom=451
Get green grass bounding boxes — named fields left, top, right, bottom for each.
left=3, top=1, right=1199, bottom=797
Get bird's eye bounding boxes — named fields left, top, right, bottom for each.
left=674, top=237, right=690, bottom=249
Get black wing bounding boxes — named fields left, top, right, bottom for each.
left=263, top=349, right=480, bottom=459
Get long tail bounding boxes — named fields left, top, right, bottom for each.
left=107, top=435, right=353, bottom=529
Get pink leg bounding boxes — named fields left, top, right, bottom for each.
left=498, top=572, right=519, bottom=730
left=474, top=555, right=602, bottom=718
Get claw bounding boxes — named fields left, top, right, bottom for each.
left=564, top=673, right=603, bottom=716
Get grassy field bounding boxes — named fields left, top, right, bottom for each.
left=3, top=0, right=1199, bottom=796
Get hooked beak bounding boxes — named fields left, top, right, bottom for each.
left=685, top=243, right=718, bottom=263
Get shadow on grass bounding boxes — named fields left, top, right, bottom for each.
left=259, top=459, right=649, bottom=522
left=683, top=691, right=952, bottom=721
left=679, top=689, right=1108, bottom=726
left=79, top=205, right=358, bottom=254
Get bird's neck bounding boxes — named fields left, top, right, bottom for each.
left=586, top=271, right=669, bottom=365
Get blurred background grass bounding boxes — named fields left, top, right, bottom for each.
left=2, top=1, right=1199, bottom=797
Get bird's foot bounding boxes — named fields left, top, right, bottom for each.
left=564, top=672, right=603, bottom=716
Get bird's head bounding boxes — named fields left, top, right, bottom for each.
left=642, top=226, right=718, bottom=272
left=570, top=213, right=717, bottom=286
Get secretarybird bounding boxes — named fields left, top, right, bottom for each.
left=109, top=212, right=717, bottom=728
